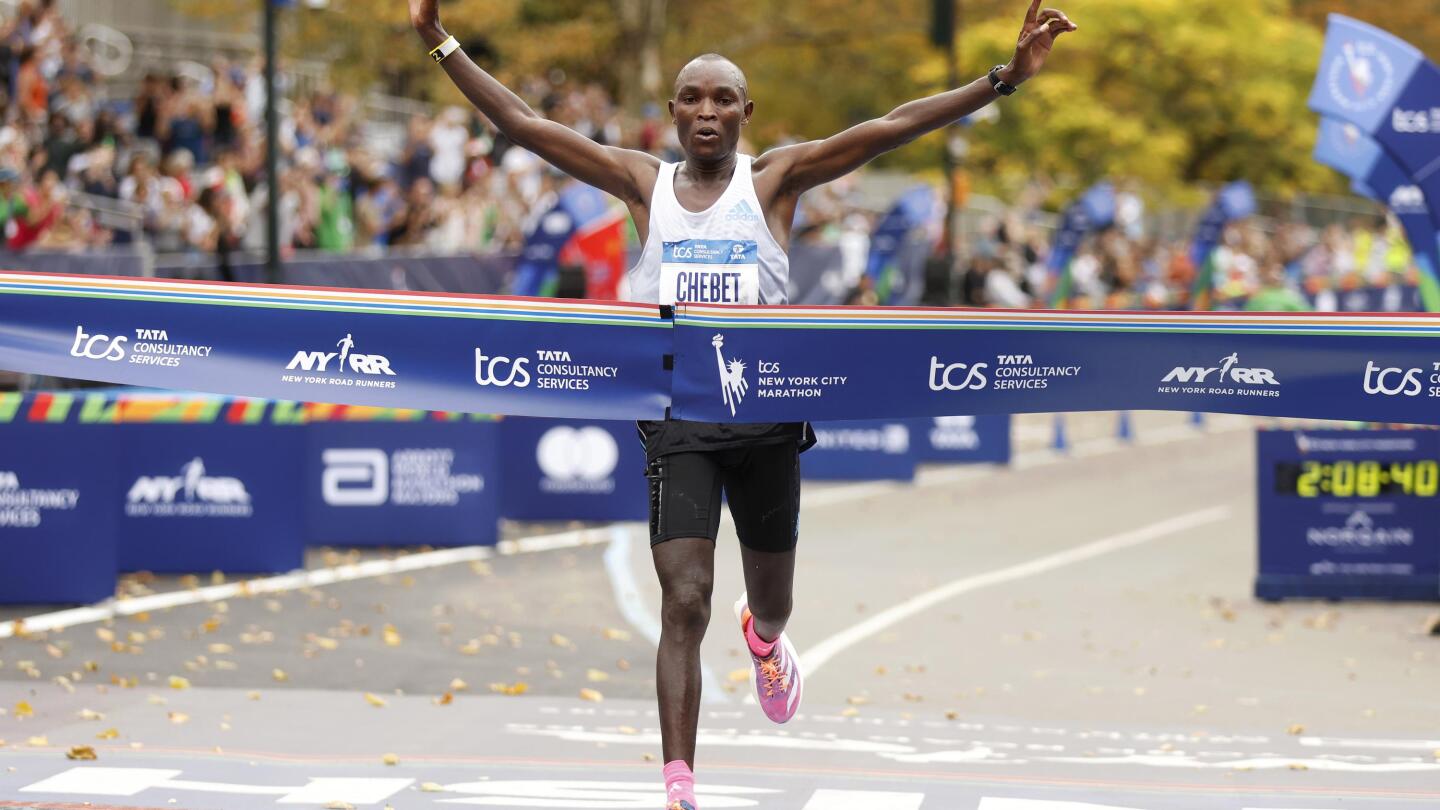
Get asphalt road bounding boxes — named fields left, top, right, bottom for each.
left=2, top=412, right=1438, bottom=809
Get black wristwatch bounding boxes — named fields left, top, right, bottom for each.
left=988, top=64, right=1018, bottom=96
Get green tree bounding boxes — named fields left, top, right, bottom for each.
left=1294, top=0, right=1439, bottom=61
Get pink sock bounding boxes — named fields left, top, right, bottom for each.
left=663, top=760, right=695, bottom=807
left=744, top=615, right=777, bottom=658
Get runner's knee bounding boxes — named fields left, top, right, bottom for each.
left=661, top=582, right=712, bottom=635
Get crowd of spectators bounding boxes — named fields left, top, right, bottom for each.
left=960, top=202, right=1418, bottom=312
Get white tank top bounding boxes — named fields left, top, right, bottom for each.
left=625, top=154, right=789, bottom=306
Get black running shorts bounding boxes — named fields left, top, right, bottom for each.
left=644, top=442, right=801, bottom=552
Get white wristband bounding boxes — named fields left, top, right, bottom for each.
left=429, top=34, right=460, bottom=64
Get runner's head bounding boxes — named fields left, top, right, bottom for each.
left=670, top=54, right=751, bottom=164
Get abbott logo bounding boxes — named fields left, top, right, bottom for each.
left=321, top=449, right=388, bottom=506
left=70, top=325, right=127, bottom=361
left=1363, top=361, right=1422, bottom=397
left=711, top=334, right=748, bottom=416
left=475, top=348, right=532, bottom=387
left=537, top=426, right=619, bottom=493
left=286, top=333, right=395, bottom=376
left=928, top=358, right=988, bottom=391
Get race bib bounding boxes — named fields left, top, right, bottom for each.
left=659, top=239, right=759, bottom=305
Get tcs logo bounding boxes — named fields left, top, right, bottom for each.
left=70, top=325, right=127, bottom=361
left=475, top=348, right=532, bottom=387
left=928, top=357, right=988, bottom=391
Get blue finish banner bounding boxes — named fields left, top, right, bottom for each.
left=803, top=420, right=917, bottom=482
left=14, top=273, right=1440, bottom=428
left=117, top=424, right=305, bottom=574
left=0, top=273, right=672, bottom=421
left=499, top=418, right=647, bottom=522
left=0, top=424, right=119, bottom=603
left=306, top=420, right=501, bottom=547
left=670, top=304, right=1440, bottom=425
left=1256, top=429, right=1440, bottom=601
left=909, top=414, right=1012, bottom=464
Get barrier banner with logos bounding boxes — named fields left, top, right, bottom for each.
left=670, top=304, right=1440, bottom=425
left=803, top=420, right=917, bottom=481
left=14, top=273, right=1440, bottom=427
left=0, top=273, right=671, bottom=421
left=118, top=424, right=305, bottom=574
left=1256, top=429, right=1440, bottom=601
left=305, top=418, right=501, bottom=548
left=500, top=418, right=647, bottom=522
left=0, top=424, right=118, bottom=603
left=909, top=414, right=1012, bottom=464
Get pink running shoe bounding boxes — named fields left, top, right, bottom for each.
left=733, top=592, right=803, bottom=723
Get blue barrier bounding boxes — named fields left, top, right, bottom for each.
left=305, top=420, right=502, bottom=548
left=1256, top=429, right=1440, bottom=601
left=118, top=424, right=305, bottom=574
left=803, top=420, right=917, bottom=481
left=0, top=424, right=119, bottom=603
left=909, top=414, right=1012, bottom=464
left=499, top=418, right=648, bottom=523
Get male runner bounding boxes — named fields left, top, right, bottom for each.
left=408, top=3, right=1075, bottom=806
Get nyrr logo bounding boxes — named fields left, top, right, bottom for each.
left=1326, top=39, right=1396, bottom=114
left=1162, top=353, right=1278, bottom=386
left=711, top=334, right=748, bottom=416
left=474, top=348, right=532, bottom=387
left=1388, top=185, right=1427, bottom=213
left=536, top=426, right=619, bottom=493
left=928, top=357, right=988, bottom=391
left=286, top=333, right=395, bottom=376
left=126, top=457, right=252, bottom=518
left=70, top=325, right=127, bottom=361
left=1363, top=360, right=1423, bottom=397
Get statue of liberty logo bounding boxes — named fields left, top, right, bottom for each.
left=712, top=334, right=748, bottom=417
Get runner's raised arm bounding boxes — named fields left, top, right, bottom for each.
left=408, top=0, right=659, bottom=205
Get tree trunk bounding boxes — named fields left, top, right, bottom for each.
left=615, top=0, right=667, bottom=115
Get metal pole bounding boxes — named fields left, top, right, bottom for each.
left=263, top=0, right=281, bottom=284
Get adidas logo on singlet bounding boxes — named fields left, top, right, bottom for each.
left=725, top=199, right=761, bottom=223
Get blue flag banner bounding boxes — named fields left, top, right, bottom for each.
left=511, top=182, right=616, bottom=297
left=0, top=273, right=672, bottom=421
left=669, top=303, right=1440, bottom=425
left=14, top=273, right=1440, bottom=427
left=1308, top=15, right=1440, bottom=233
left=1046, top=183, right=1116, bottom=306
left=865, top=186, right=938, bottom=305
left=1189, top=181, right=1257, bottom=310
left=1313, top=117, right=1440, bottom=310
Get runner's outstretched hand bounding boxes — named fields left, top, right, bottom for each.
left=1001, top=0, right=1077, bottom=86
left=409, top=0, right=445, bottom=47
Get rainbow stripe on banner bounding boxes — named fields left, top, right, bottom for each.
left=6, top=271, right=1440, bottom=426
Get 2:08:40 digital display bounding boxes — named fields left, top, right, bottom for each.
left=1274, top=460, right=1440, bottom=498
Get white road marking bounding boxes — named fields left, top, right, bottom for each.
left=1043, top=754, right=1440, bottom=772
left=431, top=780, right=774, bottom=808
left=1299, top=736, right=1440, bottom=752
left=979, top=795, right=1146, bottom=801
left=799, top=506, right=1232, bottom=677
left=20, top=769, right=413, bottom=803
left=802, top=789, right=925, bottom=810
left=603, top=524, right=728, bottom=704
left=0, top=526, right=616, bottom=639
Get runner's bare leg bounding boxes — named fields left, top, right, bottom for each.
left=653, top=537, right=716, bottom=766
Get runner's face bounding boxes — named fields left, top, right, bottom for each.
left=669, top=62, right=751, bottom=161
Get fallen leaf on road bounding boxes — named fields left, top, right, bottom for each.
left=168, top=712, right=189, bottom=725
left=382, top=753, right=399, bottom=766
left=382, top=625, right=402, bottom=647
left=15, top=701, right=33, bottom=718
left=66, top=746, right=97, bottom=760
left=27, top=736, right=48, bottom=747
left=434, top=692, right=453, bottom=706
left=78, top=709, right=104, bottom=721
left=586, top=669, right=610, bottom=683
left=96, top=728, right=119, bottom=740
left=419, top=782, right=444, bottom=792
left=364, top=693, right=387, bottom=708
left=579, top=688, right=604, bottom=702
left=449, top=678, right=468, bottom=691
left=272, top=669, right=288, bottom=682
left=169, top=676, right=190, bottom=690
left=602, top=628, right=631, bottom=641
left=1287, top=724, right=1305, bottom=735
left=550, top=633, right=573, bottom=649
